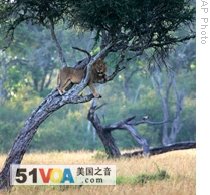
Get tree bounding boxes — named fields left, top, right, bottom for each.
left=0, top=51, right=29, bottom=102
left=152, top=70, right=184, bottom=145
left=87, top=101, right=168, bottom=157
left=151, top=41, right=195, bottom=145
left=0, top=0, right=195, bottom=189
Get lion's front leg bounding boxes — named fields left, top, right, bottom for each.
left=88, top=83, right=101, bottom=98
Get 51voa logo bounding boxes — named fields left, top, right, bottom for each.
left=12, top=166, right=74, bottom=185
left=10, top=164, right=116, bottom=185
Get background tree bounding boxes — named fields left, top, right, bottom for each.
left=151, top=40, right=195, bottom=145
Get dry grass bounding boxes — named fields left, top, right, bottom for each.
left=0, top=149, right=195, bottom=195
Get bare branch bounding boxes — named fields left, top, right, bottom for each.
left=87, top=103, right=151, bottom=155
left=73, top=57, right=92, bottom=69
left=72, top=47, right=91, bottom=64
left=63, top=94, right=94, bottom=104
left=123, top=124, right=150, bottom=154
left=1, top=28, right=15, bottom=51
left=149, top=35, right=196, bottom=48
left=49, top=19, right=67, bottom=67
left=95, top=103, right=107, bottom=111
left=104, top=116, right=167, bottom=131
left=128, top=119, right=168, bottom=126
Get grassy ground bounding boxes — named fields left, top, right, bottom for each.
left=0, top=149, right=195, bottom=195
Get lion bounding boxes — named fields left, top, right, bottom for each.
left=57, top=58, right=107, bottom=97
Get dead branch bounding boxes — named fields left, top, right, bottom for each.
left=72, top=47, right=91, bottom=66
left=123, top=142, right=196, bottom=157
left=103, top=117, right=167, bottom=131
left=87, top=102, right=169, bottom=156
left=87, top=100, right=178, bottom=157
left=127, top=119, right=168, bottom=126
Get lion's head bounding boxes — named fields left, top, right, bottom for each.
left=93, top=58, right=107, bottom=77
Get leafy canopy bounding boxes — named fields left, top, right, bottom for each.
left=0, top=0, right=195, bottom=56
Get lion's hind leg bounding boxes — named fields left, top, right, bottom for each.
left=62, top=79, right=73, bottom=94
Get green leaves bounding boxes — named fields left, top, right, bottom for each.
left=0, top=0, right=195, bottom=38
left=0, top=0, right=195, bottom=62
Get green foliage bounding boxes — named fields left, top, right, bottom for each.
left=92, top=151, right=108, bottom=160
left=135, top=169, right=170, bottom=185
left=0, top=104, right=26, bottom=152
left=67, top=0, right=194, bottom=33
left=116, top=169, right=169, bottom=185
left=0, top=0, right=195, bottom=60
left=0, top=0, right=195, bottom=31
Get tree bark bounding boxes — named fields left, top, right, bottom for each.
left=152, top=71, right=171, bottom=145
left=123, top=67, right=141, bottom=100
left=87, top=101, right=121, bottom=157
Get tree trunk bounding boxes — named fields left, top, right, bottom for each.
left=87, top=102, right=121, bottom=157
left=169, top=77, right=184, bottom=143
left=97, top=129, right=121, bottom=157
left=0, top=58, right=8, bottom=104
left=161, top=98, right=171, bottom=145
left=0, top=79, right=7, bottom=105
left=151, top=71, right=184, bottom=146
left=44, top=70, right=54, bottom=88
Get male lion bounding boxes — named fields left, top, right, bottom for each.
left=57, top=59, right=107, bottom=97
